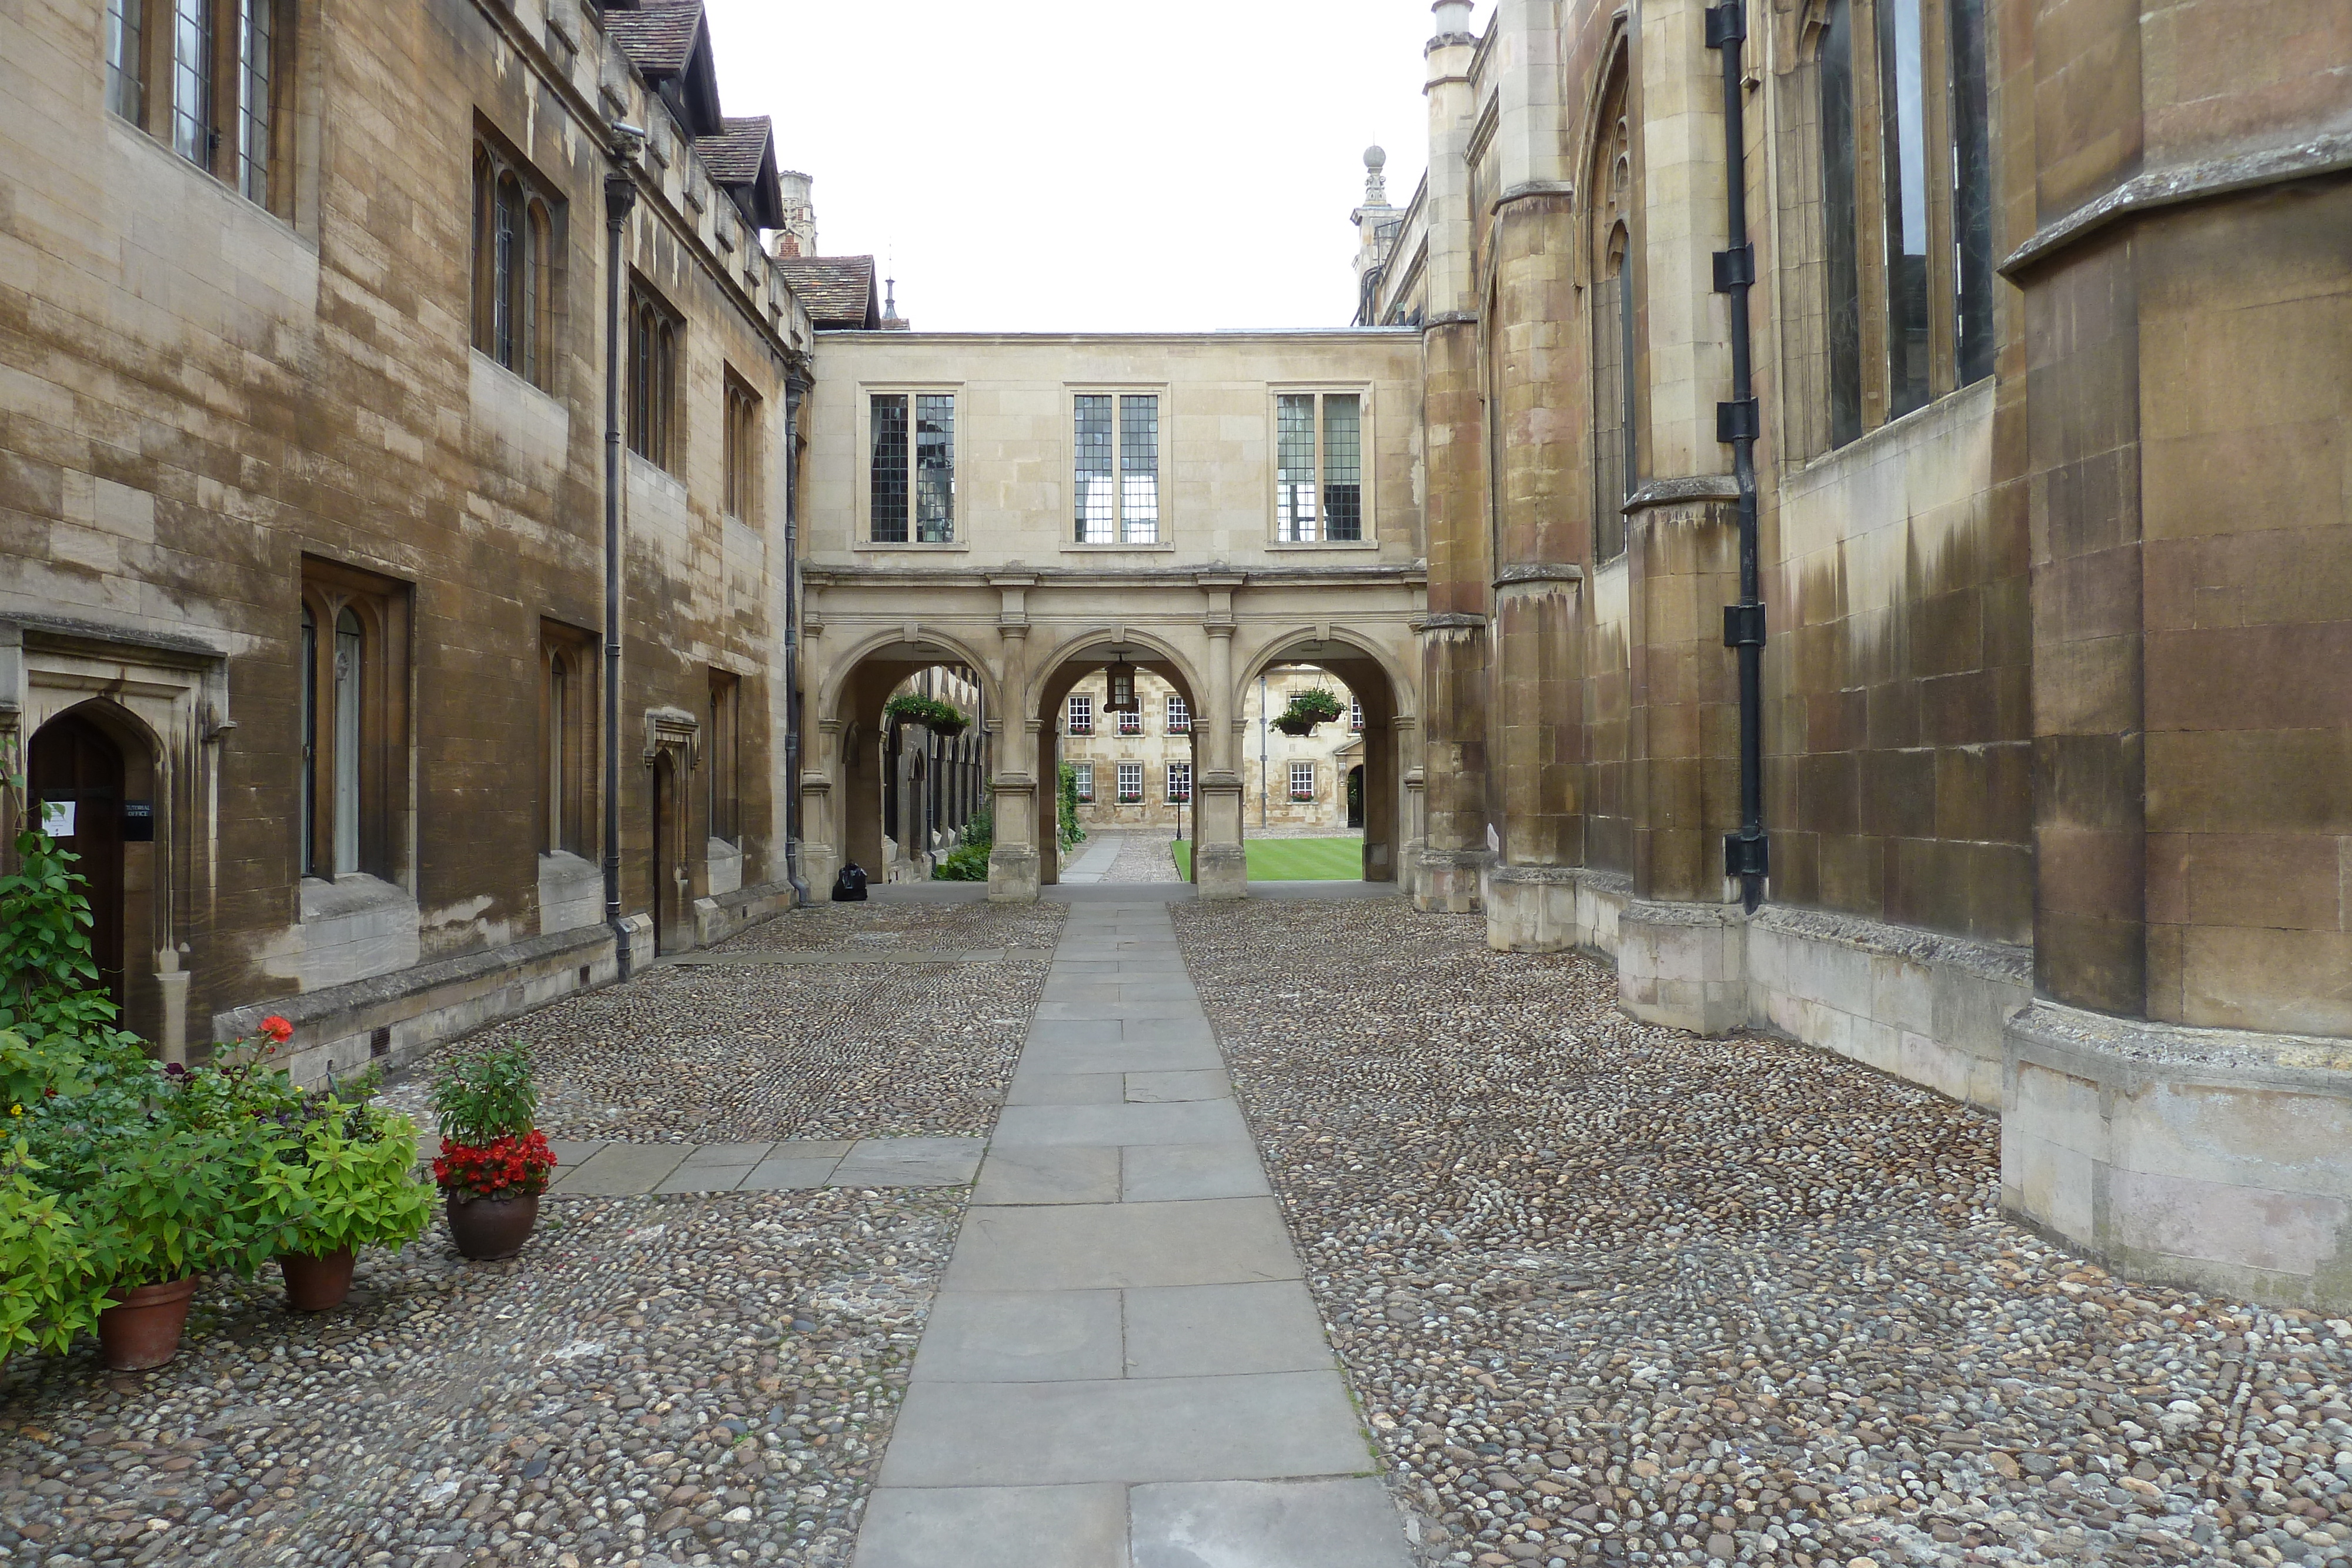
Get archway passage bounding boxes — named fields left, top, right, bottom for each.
left=820, top=637, right=995, bottom=892
left=1033, top=637, right=1201, bottom=888
left=1238, top=636, right=1406, bottom=885
left=28, top=709, right=131, bottom=1007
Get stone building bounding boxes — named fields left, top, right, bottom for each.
left=1060, top=666, right=1365, bottom=835
left=1, top=0, right=815, bottom=1081
left=1364, top=0, right=2352, bottom=1308
left=872, top=662, right=988, bottom=881
left=796, top=329, right=1426, bottom=898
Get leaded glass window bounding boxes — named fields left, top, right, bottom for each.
left=870, top=394, right=909, bottom=542
left=1073, top=393, right=1159, bottom=544
left=914, top=394, right=956, bottom=543
left=1275, top=392, right=1368, bottom=543
left=108, top=0, right=146, bottom=125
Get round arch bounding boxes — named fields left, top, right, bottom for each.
left=1228, top=624, right=1415, bottom=723
left=816, top=627, right=1003, bottom=892
left=816, top=624, right=1005, bottom=727
left=1027, top=625, right=1208, bottom=712
left=1025, top=626, right=1212, bottom=888
left=1227, top=625, right=1416, bottom=887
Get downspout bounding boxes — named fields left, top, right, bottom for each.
left=1709, top=0, right=1769, bottom=913
left=602, top=162, right=639, bottom=978
left=782, top=375, right=810, bottom=907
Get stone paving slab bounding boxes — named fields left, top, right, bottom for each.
left=542, top=1136, right=978, bottom=1195
left=663, top=947, right=1055, bottom=966
left=991, top=1099, right=1251, bottom=1149
left=968, top=1145, right=1122, bottom=1206
left=1129, top=1478, right=1416, bottom=1568
left=1121, top=1281, right=1333, bottom=1378
left=1121, top=1069, right=1228, bottom=1102
left=943, top=1198, right=1300, bottom=1292
left=876, top=1372, right=1371, bottom=1487
left=1005, top=1071, right=1128, bottom=1105
left=911, top=1289, right=1125, bottom=1383
left=1120, top=1143, right=1273, bottom=1202
left=853, top=1484, right=1130, bottom=1568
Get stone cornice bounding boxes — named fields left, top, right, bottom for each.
left=1999, top=133, right=2352, bottom=277
left=1413, top=611, right=1489, bottom=631
left=803, top=563, right=1426, bottom=591
left=1422, top=310, right=1480, bottom=330
left=1624, top=474, right=1740, bottom=514
left=1494, top=181, right=1576, bottom=214
left=1494, top=563, right=1586, bottom=588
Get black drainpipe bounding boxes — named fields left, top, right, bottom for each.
left=782, top=374, right=810, bottom=908
left=602, top=166, right=638, bottom=978
left=1709, top=0, right=1768, bottom=914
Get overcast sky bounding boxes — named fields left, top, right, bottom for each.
left=703, top=1, right=1494, bottom=334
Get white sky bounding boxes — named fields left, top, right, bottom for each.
left=703, top=1, right=1495, bottom=334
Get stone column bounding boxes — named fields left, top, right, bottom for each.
left=1194, top=608, right=1247, bottom=900
left=988, top=577, right=1041, bottom=902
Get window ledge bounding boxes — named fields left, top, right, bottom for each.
left=1265, top=539, right=1381, bottom=551
left=1063, top=541, right=1178, bottom=553
left=300, top=872, right=416, bottom=924
left=469, top=348, right=559, bottom=404
left=851, top=539, right=969, bottom=553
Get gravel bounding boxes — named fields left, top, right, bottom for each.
left=382, top=902, right=1064, bottom=1145
left=0, top=1188, right=960, bottom=1568
left=1103, top=832, right=1183, bottom=884
left=1172, top=895, right=2352, bottom=1568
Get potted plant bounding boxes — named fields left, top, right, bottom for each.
left=430, top=1041, right=556, bottom=1261
left=0, top=1135, right=113, bottom=1375
left=1274, top=688, right=1344, bottom=737
left=882, top=691, right=970, bottom=738
left=272, top=1072, right=432, bottom=1310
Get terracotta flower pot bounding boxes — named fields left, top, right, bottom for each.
left=446, top=1191, right=540, bottom=1261
left=97, top=1277, right=199, bottom=1371
left=279, top=1248, right=358, bottom=1311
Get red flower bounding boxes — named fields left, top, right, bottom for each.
left=259, top=1015, right=294, bottom=1044
left=435, top=1130, right=559, bottom=1198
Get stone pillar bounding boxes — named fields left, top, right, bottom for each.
left=1412, top=310, right=1494, bottom=913
left=155, top=946, right=189, bottom=1067
left=1195, top=613, right=1247, bottom=900
left=988, top=581, right=1041, bottom=902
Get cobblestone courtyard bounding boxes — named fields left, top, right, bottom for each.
left=5, top=891, right=2351, bottom=1568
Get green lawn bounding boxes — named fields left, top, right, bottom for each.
left=1170, top=835, right=1364, bottom=882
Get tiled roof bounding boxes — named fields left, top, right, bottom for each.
left=603, top=1, right=703, bottom=79
left=697, top=117, right=770, bottom=185
left=776, top=256, right=880, bottom=329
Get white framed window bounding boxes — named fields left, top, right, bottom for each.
left=1289, top=761, right=1315, bottom=802
left=1166, top=694, right=1190, bottom=733
left=1073, top=763, right=1094, bottom=802
left=1116, top=762, right=1144, bottom=803
left=1067, top=693, right=1094, bottom=734
left=1073, top=392, right=1162, bottom=544
left=1117, top=707, right=1142, bottom=736
left=1349, top=698, right=1364, bottom=731
left=1274, top=391, right=1366, bottom=543
left=1166, top=762, right=1192, bottom=803
left=868, top=390, right=956, bottom=543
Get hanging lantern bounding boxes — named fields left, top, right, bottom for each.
left=1105, top=655, right=1139, bottom=714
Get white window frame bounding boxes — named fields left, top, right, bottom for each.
left=856, top=383, right=964, bottom=550
left=1289, top=761, right=1316, bottom=801
left=1349, top=698, right=1364, bottom=731
left=1067, top=692, right=1094, bottom=735
left=1166, top=694, right=1190, bottom=733
left=1269, top=387, right=1374, bottom=547
left=1115, top=761, right=1144, bottom=803
left=1073, top=762, right=1094, bottom=801
left=1067, top=386, right=1171, bottom=550
left=1166, top=761, right=1192, bottom=803
left=1117, top=706, right=1142, bottom=737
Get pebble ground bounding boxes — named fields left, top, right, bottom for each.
left=1171, top=895, right=2352, bottom=1568
left=3, top=901, right=1059, bottom=1568
left=380, top=902, right=1067, bottom=1145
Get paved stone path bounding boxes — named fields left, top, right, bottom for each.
left=542, top=1135, right=986, bottom=1194
left=851, top=899, right=1414, bottom=1568
left=1057, top=830, right=1127, bottom=884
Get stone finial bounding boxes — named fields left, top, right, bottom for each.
left=1364, top=145, right=1389, bottom=207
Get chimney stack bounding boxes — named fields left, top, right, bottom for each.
left=771, top=170, right=817, bottom=259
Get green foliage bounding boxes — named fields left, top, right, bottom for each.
left=882, top=692, right=969, bottom=737
left=1274, top=688, right=1345, bottom=736
left=61, top=1119, right=309, bottom=1289
left=1057, top=762, right=1087, bottom=852
left=429, top=1041, right=539, bottom=1144
left=0, top=1138, right=112, bottom=1363
left=281, top=1104, right=432, bottom=1258
left=933, top=795, right=995, bottom=881
left=0, top=828, right=146, bottom=1108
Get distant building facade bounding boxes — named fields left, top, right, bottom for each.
left=1, top=0, right=813, bottom=1080
left=1060, top=667, right=1364, bottom=834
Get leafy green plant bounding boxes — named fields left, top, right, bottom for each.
left=1057, top=761, right=1087, bottom=852
left=429, top=1041, right=539, bottom=1144
left=58, top=1119, right=309, bottom=1290
left=281, top=1104, right=432, bottom=1257
left=1274, top=688, right=1344, bottom=737
left=0, top=1138, right=112, bottom=1363
left=934, top=795, right=994, bottom=881
left=882, top=692, right=970, bottom=737
left=0, top=827, right=146, bottom=1105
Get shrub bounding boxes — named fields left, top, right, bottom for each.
left=934, top=841, right=991, bottom=881
left=429, top=1041, right=538, bottom=1144
left=0, top=1138, right=111, bottom=1363
left=882, top=692, right=969, bottom=737
left=280, top=1100, right=433, bottom=1257
left=1058, top=762, right=1087, bottom=851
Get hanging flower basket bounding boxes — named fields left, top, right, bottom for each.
left=1274, top=688, right=1344, bottom=737
left=883, top=693, right=970, bottom=737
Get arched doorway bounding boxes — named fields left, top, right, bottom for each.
left=650, top=749, right=676, bottom=955
left=1032, top=636, right=1203, bottom=888
left=27, top=706, right=154, bottom=1011
left=1236, top=633, right=1408, bottom=884
left=817, top=635, right=996, bottom=891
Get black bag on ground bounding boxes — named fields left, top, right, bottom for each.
left=832, top=863, right=868, bottom=902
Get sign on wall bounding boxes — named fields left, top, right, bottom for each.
left=40, top=800, right=75, bottom=837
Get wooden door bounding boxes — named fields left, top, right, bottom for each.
left=650, top=753, right=671, bottom=956
left=28, top=712, right=126, bottom=1007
